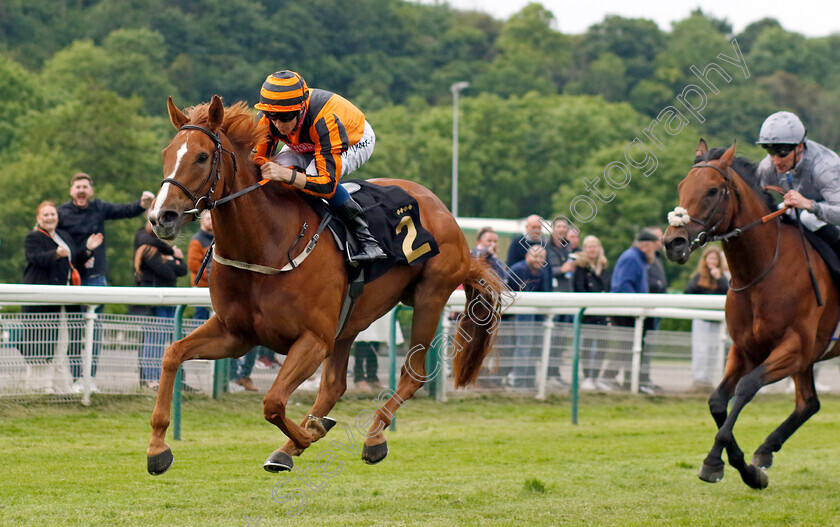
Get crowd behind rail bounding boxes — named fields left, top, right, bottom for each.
left=6, top=171, right=839, bottom=402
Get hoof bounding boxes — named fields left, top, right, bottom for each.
left=361, top=441, right=388, bottom=465
left=264, top=450, right=294, bottom=472
left=698, top=463, right=724, bottom=483
left=752, top=452, right=773, bottom=469
left=147, top=448, right=174, bottom=476
left=321, top=416, right=337, bottom=433
left=744, top=465, right=769, bottom=490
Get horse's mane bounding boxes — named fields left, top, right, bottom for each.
left=184, top=101, right=267, bottom=155
left=696, top=147, right=777, bottom=212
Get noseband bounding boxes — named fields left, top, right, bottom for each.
left=160, top=124, right=238, bottom=215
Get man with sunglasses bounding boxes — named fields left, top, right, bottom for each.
left=253, top=70, right=386, bottom=262
left=756, top=111, right=840, bottom=251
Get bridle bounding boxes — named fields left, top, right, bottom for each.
left=679, top=162, right=791, bottom=292
left=683, top=163, right=789, bottom=251
left=683, top=163, right=735, bottom=250
left=159, top=124, right=239, bottom=216
left=158, top=122, right=322, bottom=277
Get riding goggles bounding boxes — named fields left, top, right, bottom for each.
left=761, top=143, right=797, bottom=157
left=264, top=111, right=299, bottom=123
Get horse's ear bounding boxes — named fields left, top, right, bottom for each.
left=207, top=95, right=224, bottom=133
left=719, top=141, right=737, bottom=170
left=695, top=138, right=708, bottom=157
left=167, top=96, right=189, bottom=129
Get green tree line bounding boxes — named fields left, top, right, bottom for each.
left=1, top=0, right=838, bottom=288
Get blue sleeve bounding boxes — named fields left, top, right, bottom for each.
left=541, top=266, right=553, bottom=292
left=611, top=259, right=643, bottom=293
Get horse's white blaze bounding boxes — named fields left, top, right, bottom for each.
left=152, top=141, right=189, bottom=217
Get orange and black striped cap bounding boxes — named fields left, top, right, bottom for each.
left=254, top=70, right=310, bottom=112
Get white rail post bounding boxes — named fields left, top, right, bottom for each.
left=536, top=316, right=554, bottom=400
left=630, top=316, right=645, bottom=394
left=716, top=320, right=728, bottom=383
left=439, top=308, right=450, bottom=403
left=81, top=305, right=97, bottom=406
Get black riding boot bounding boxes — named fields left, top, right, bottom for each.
left=334, top=197, right=387, bottom=262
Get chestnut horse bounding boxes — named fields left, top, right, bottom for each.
left=663, top=142, right=840, bottom=489
left=145, top=96, right=504, bottom=475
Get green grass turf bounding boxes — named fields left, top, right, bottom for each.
left=3, top=392, right=840, bottom=526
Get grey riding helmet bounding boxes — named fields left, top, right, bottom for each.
left=756, top=111, right=807, bottom=145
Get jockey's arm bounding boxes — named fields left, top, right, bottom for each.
left=806, top=165, right=840, bottom=226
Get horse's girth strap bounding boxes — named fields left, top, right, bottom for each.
left=213, top=233, right=319, bottom=274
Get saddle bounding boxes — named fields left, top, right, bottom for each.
left=305, top=180, right=440, bottom=284
left=797, top=221, right=840, bottom=287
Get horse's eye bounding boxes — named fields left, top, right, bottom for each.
left=197, top=152, right=209, bottom=163
left=708, top=187, right=719, bottom=197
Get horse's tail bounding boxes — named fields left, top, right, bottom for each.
left=452, top=256, right=508, bottom=388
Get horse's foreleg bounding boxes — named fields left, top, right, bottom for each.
left=753, top=368, right=820, bottom=469
left=705, top=343, right=802, bottom=489
left=262, top=331, right=330, bottom=472
left=700, top=346, right=746, bottom=482
left=277, top=339, right=352, bottom=459
left=147, top=317, right=249, bottom=475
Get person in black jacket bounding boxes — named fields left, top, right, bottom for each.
left=57, top=173, right=154, bottom=284
left=22, top=202, right=102, bottom=392
left=58, top=173, right=154, bottom=391
left=572, top=235, right=614, bottom=391
left=132, top=220, right=186, bottom=390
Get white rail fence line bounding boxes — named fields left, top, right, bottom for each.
left=0, top=285, right=739, bottom=405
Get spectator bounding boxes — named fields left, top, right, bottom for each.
left=58, top=173, right=155, bottom=393
left=640, top=226, right=668, bottom=389
left=352, top=315, right=403, bottom=392
left=610, top=229, right=661, bottom=394
left=188, top=213, right=214, bottom=321
left=507, top=215, right=545, bottom=266
left=545, top=218, right=575, bottom=293
left=22, top=202, right=102, bottom=391
left=507, top=245, right=552, bottom=389
left=229, top=347, right=261, bottom=392
left=645, top=226, right=668, bottom=296
left=470, top=226, right=507, bottom=281
left=685, top=245, right=729, bottom=393
left=572, top=235, right=613, bottom=391
left=58, top=173, right=155, bottom=284
left=566, top=228, right=580, bottom=253
left=131, top=219, right=186, bottom=391
left=255, top=347, right=283, bottom=369
left=544, top=218, right=577, bottom=390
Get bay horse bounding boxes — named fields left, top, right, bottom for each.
left=144, top=95, right=504, bottom=475
left=663, top=141, right=840, bottom=489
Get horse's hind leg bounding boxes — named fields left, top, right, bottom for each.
left=361, top=292, right=449, bottom=465
left=147, top=317, right=249, bottom=475
left=753, top=368, right=820, bottom=469
left=262, top=331, right=330, bottom=472
left=275, top=338, right=353, bottom=460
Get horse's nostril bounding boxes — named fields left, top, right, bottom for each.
left=161, top=210, right=179, bottom=226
